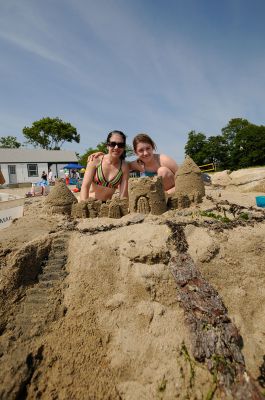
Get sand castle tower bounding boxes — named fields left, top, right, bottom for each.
left=128, top=176, right=167, bottom=215
left=43, top=181, right=77, bottom=215
left=172, top=156, right=205, bottom=208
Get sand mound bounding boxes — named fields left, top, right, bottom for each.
left=174, top=156, right=205, bottom=204
left=43, top=181, right=77, bottom=215
left=0, top=187, right=265, bottom=398
left=44, top=181, right=77, bottom=207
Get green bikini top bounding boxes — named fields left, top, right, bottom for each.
left=93, top=156, right=123, bottom=188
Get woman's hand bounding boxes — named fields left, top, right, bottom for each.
left=136, top=159, right=145, bottom=172
left=87, top=152, right=104, bottom=163
left=80, top=160, right=97, bottom=201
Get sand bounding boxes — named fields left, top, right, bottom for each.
left=0, top=183, right=265, bottom=399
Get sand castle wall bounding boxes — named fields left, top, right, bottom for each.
left=71, top=197, right=129, bottom=219
left=128, top=176, right=167, bottom=215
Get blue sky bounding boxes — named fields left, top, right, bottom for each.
left=1, top=0, right=265, bottom=162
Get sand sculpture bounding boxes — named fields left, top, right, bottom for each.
left=43, top=181, right=77, bottom=215
left=128, top=176, right=167, bottom=215
left=169, top=155, right=205, bottom=209
left=71, top=197, right=129, bottom=219
left=43, top=156, right=205, bottom=219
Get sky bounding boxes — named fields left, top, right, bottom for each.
left=1, top=0, right=265, bottom=163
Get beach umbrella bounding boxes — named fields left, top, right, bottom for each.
left=63, top=163, right=85, bottom=169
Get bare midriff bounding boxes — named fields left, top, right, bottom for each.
left=89, top=182, right=117, bottom=201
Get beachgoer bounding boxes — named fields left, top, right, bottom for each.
left=89, top=133, right=178, bottom=194
left=129, top=133, right=178, bottom=193
left=80, top=130, right=129, bottom=201
left=48, top=168, right=54, bottom=184
left=41, top=171, right=48, bottom=181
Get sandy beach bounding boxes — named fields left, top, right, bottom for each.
left=0, top=180, right=265, bottom=399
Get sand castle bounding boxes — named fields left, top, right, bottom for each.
left=128, top=176, right=167, bottom=215
left=43, top=156, right=205, bottom=218
left=169, top=155, right=205, bottom=209
left=43, top=181, right=77, bottom=215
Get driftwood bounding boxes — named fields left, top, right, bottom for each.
left=166, top=221, right=264, bottom=399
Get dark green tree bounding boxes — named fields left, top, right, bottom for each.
left=184, top=131, right=208, bottom=165
left=78, top=142, right=134, bottom=167
left=0, top=135, right=21, bottom=148
left=23, top=117, right=80, bottom=150
left=230, top=124, right=265, bottom=168
left=221, top=118, right=250, bottom=145
left=204, top=135, right=228, bottom=168
left=78, top=142, right=108, bottom=167
left=184, top=118, right=265, bottom=171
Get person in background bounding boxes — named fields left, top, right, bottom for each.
left=41, top=171, right=47, bottom=182
left=0, top=169, right=5, bottom=185
left=48, top=168, right=54, bottom=184
left=80, top=130, right=129, bottom=201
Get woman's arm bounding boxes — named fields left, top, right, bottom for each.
left=80, top=160, right=98, bottom=201
left=160, top=154, right=178, bottom=174
left=127, top=159, right=144, bottom=172
left=87, top=152, right=104, bottom=163
left=119, top=162, right=129, bottom=198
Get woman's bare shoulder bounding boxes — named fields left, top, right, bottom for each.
left=159, top=154, right=178, bottom=170
left=159, top=153, right=176, bottom=163
left=122, top=160, right=129, bottom=170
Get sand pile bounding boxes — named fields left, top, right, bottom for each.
left=174, top=155, right=205, bottom=203
left=0, top=186, right=265, bottom=399
left=43, top=181, right=77, bottom=215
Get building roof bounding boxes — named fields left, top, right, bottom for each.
left=0, top=148, right=78, bottom=163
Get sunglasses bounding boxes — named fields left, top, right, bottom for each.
left=108, top=141, right=125, bottom=149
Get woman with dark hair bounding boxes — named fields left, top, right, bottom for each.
left=80, top=130, right=129, bottom=201
left=129, top=133, right=178, bottom=193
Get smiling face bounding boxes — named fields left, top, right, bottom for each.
left=107, top=132, right=126, bottom=159
left=133, top=133, right=157, bottom=164
left=135, top=141, right=154, bottom=162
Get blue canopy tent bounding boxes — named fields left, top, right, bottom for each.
left=63, top=163, right=85, bottom=185
left=63, top=163, right=85, bottom=169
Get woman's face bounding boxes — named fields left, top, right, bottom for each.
left=135, top=141, right=154, bottom=162
left=107, top=133, right=125, bottom=158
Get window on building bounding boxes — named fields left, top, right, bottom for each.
left=27, top=164, right=38, bottom=177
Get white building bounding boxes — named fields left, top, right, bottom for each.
left=0, top=148, right=78, bottom=185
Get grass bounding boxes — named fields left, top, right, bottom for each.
left=199, top=210, right=231, bottom=223
left=180, top=343, right=195, bottom=389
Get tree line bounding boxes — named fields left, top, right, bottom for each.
left=185, top=118, right=265, bottom=170
left=0, top=117, right=80, bottom=150
left=0, top=117, right=133, bottom=166
left=1, top=116, right=264, bottom=171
